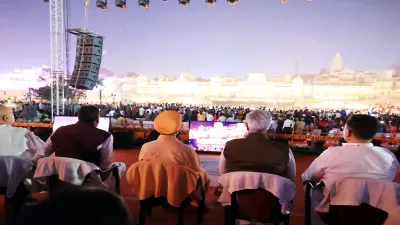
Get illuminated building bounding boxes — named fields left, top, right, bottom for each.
left=93, top=53, right=398, bottom=108
left=1, top=53, right=400, bottom=109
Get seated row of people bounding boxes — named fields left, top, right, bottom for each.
left=1, top=103, right=400, bottom=224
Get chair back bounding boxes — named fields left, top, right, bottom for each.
left=126, top=161, right=200, bottom=207
left=0, top=156, right=34, bottom=198
left=219, top=172, right=295, bottom=225
left=232, top=188, right=282, bottom=223
left=34, top=157, right=100, bottom=185
left=304, top=179, right=400, bottom=225
left=34, top=157, right=120, bottom=195
left=328, top=204, right=388, bottom=225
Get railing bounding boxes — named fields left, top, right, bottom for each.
left=11, top=122, right=400, bottom=145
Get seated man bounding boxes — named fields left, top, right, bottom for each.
left=0, top=104, right=44, bottom=158
left=139, top=110, right=209, bottom=191
left=219, top=110, right=296, bottom=182
left=0, top=104, right=45, bottom=221
left=34, top=105, right=117, bottom=171
left=302, top=114, right=400, bottom=183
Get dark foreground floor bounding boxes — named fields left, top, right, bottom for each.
left=1, top=149, right=399, bottom=225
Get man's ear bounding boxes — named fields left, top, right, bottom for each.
left=2, top=115, right=8, bottom=122
left=346, top=129, right=352, bottom=137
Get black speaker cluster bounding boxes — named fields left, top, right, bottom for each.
left=70, top=35, right=104, bottom=90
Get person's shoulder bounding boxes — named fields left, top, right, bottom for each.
left=225, top=138, right=246, bottom=147
left=5, top=125, right=29, bottom=134
left=372, top=146, right=398, bottom=158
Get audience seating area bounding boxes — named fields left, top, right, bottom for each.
left=1, top=149, right=399, bottom=225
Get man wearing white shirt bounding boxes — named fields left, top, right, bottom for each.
left=282, top=114, right=294, bottom=134
left=302, top=114, right=400, bottom=184
left=206, top=112, right=214, bottom=122
left=218, top=114, right=227, bottom=122
left=139, top=106, right=145, bottom=118
left=0, top=104, right=44, bottom=221
left=0, top=104, right=44, bottom=158
left=226, top=114, right=235, bottom=122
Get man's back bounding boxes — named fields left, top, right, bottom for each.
left=0, top=125, right=29, bottom=155
left=223, top=132, right=289, bottom=176
left=302, top=143, right=400, bottom=183
left=139, top=135, right=201, bottom=172
left=50, top=122, right=111, bottom=167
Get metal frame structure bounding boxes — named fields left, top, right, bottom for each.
left=49, top=0, right=65, bottom=119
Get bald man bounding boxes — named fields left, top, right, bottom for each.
left=0, top=104, right=44, bottom=158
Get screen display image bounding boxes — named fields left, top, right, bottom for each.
left=189, top=121, right=248, bottom=152
left=53, top=116, right=111, bottom=133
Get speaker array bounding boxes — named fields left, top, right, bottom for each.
left=70, top=35, right=104, bottom=90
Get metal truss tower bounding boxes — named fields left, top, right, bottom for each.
left=49, top=0, right=65, bottom=118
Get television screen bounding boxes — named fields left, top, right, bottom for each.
left=53, top=116, right=110, bottom=133
left=188, top=121, right=248, bottom=152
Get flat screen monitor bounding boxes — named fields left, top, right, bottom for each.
left=188, top=121, right=248, bottom=152
left=53, top=116, right=111, bottom=133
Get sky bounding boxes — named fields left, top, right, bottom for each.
left=0, top=0, right=399, bottom=78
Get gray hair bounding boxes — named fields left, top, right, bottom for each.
left=245, top=110, right=272, bottom=133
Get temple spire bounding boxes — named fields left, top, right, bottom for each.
left=331, top=52, right=343, bottom=72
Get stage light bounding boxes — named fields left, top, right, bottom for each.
left=306, top=0, right=311, bottom=2
left=282, top=0, right=288, bottom=3
left=115, top=0, right=127, bottom=9
left=139, top=0, right=150, bottom=8
left=178, top=0, right=190, bottom=7
left=96, top=0, right=108, bottom=10
left=206, top=0, right=216, bottom=6
left=227, top=0, right=238, bottom=6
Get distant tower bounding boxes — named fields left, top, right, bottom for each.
left=330, top=52, right=343, bottom=73
left=293, top=57, right=299, bottom=76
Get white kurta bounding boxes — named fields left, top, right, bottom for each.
left=0, top=124, right=44, bottom=158
left=302, top=143, right=400, bottom=183
left=0, top=124, right=44, bottom=197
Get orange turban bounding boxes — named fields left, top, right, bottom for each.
left=154, top=110, right=182, bottom=135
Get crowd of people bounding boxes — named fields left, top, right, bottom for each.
left=3, top=99, right=400, bottom=136
left=1, top=101, right=400, bottom=225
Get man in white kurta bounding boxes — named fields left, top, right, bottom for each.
left=0, top=104, right=44, bottom=159
left=302, top=114, right=399, bottom=184
left=302, top=114, right=400, bottom=213
left=0, top=104, right=45, bottom=222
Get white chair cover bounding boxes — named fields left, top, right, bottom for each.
left=218, top=172, right=296, bottom=213
left=0, top=156, right=34, bottom=198
left=313, top=178, right=400, bottom=213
